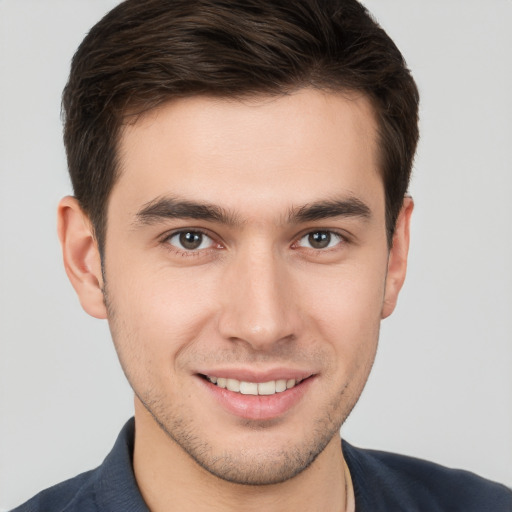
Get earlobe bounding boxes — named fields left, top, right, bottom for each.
left=57, top=196, right=107, bottom=319
left=381, top=196, right=414, bottom=319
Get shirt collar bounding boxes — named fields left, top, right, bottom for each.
left=93, top=417, right=149, bottom=512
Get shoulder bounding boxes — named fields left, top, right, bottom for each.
left=10, top=469, right=98, bottom=512
left=10, top=419, right=147, bottom=512
left=343, top=441, right=512, bottom=512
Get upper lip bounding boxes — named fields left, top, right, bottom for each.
left=196, top=368, right=315, bottom=383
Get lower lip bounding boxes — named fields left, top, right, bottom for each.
left=199, top=376, right=314, bottom=421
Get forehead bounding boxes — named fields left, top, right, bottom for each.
left=112, top=89, right=383, bottom=222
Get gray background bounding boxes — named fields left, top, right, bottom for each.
left=1, top=1, right=511, bottom=509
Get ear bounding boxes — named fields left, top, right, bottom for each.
left=381, top=196, right=414, bottom=319
left=57, top=196, right=107, bottom=319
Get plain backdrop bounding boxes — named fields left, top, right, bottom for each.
left=1, top=1, right=511, bottom=509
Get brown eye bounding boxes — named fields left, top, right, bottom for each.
left=309, top=232, right=330, bottom=249
left=168, top=231, right=213, bottom=251
left=298, top=231, right=343, bottom=250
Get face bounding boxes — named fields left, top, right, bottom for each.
left=75, top=89, right=409, bottom=485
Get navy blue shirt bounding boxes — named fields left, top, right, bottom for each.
left=12, top=418, right=512, bottom=511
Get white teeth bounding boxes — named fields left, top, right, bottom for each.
left=258, top=381, right=276, bottom=395
left=226, top=378, right=240, bottom=392
left=206, top=375, right=303, bottom=395
left=275, top=379, right=287, bottom=392
left=239, top=381, right=258, bottom=395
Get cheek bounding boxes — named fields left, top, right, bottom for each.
left=104, top=256, right=222, bottom=367
left=299, top=257, right=387, bottom=363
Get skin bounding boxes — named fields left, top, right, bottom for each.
left=58, top=89, right=412, bottom=512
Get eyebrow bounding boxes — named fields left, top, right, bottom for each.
left=288, top=197, right=372, bottom=223
left=134, top=196, right=241, bottom=226
left=133, top=195, right=372, bottom=227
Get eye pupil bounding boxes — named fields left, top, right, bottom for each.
left=308, top=231, right=331, bottom=249
left=179, top=232, right=203, bottom=250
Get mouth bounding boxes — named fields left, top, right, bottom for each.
left=201, top=375, right=306, bottom=396
left=198, top=372, right=315, bottom=421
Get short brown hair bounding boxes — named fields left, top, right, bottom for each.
left=62, top=0, right=419, bottom=252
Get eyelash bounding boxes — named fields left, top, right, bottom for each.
left=161, top=229, right=220, bottom=258
left=293, top=230, right=347, bottom=252
left=160, top=228, right=348, bottom=257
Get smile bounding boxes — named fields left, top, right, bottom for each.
left=205, top=375, right=304, bottom=395
left=200, top=372, right=315, bottom=420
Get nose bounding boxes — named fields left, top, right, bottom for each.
left=217, top=246, right=301, bottom=351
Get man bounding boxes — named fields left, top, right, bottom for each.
left=10, top=0, right=512, bottom=511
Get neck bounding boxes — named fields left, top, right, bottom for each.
left=132, top=400, right=354, bottom=512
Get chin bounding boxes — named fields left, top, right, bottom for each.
left=139, top=387, right=347, bottom=486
